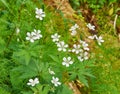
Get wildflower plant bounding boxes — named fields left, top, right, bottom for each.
left=0, top=0, right=108, bottom=94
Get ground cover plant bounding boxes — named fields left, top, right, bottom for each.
left=0, top=0, right=120, bottom=94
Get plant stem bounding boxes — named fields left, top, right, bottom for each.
left=113, top=14, right=118, bottom=35
left=6, top=30, right=15, bottom=48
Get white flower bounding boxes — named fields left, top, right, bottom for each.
left=88, top=35, right=97, bottom=39
left=26, top=32, right=35, bottom=43
left=16, top=28, right=20, bottom=35
left=33, top=29, right=42, bottom=40
left=74, top=24, right=79, bottom=28
left=26, top=29, right=43, bottom=43
left=69, top=24, right=79, bottom=36
left=69, top=24, right=79, bottom=31
left=35, top=8, right=45, bottom=20
left=72, top=44, right=83, bottom=54
left=88, top=36, right=94, bottom=39
left=48, top=68, right=55, bottom=75
left=68, top=49, right=72, bottom=52
left=62, top=57, right=73, bottom=67
left=71, top=30, right=77, bottom=36
left=87, top=23, right=95, bottom=30
left=79, top=40, right=89, bottom=51
left=56, top=41, right=68, bottom=52
left=51, top=76, right=61, bottom=87
left=78, top=52, right=89, bottom=62
left=84, top=52, right=89, bottom=60
left=77, top=55, right=84, bottom=62
left=69, top=26, right=76, bottom=32
left=51, top=33, right=61, bottom=42
left=88, top=35, right=104, bottom=45
left=27, top=78, right=39, bottom=87
left=96, top=36, right=104, bottom=45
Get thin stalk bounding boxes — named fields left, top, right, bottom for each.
left=113, top=14, right=118, bottom=35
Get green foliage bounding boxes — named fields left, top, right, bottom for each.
left=57, top=85, right=73, bottom=94
left=69, top=0, right=118, bottom=13
left=0, top=87, right=10, bottom=94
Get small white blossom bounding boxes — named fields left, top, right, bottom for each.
left=69, top=24, right=79, bottom=36
left=77, top=56, right=84, bottom=62
left=72, top=44, right=83, bottom=54
left=27, top=78, right=39, bottom=87
left=78, top=52, right=89, bottom=62
left=96, top=36, right=104, bottom=45
left=56, top=41, right=68, bottom=52
left=62, top=57, right=73, bottom=67
left=33, top=29, right=42, bottom=40
left=26, top=29, right=42, bottom=43
left=69, top=26, right=76, bottom=32
left=88, top=35, right=97, bottom=39
left=51, top=33, right=61, bottom=42
left=26, top=32, right=35, bottom=43
left=88, top=36, right=94, bottom=39
left=71, top=30, right=77, bottom=36
left=74, top=24, right=79, bottom=28
left=69, top=24, right=79, bottom=31
left=35, top=8, right=45, bottom=20
left=16, top=28, right=20, bottom=35
left=88, top=35, right=104, bottom=45
left=48, top=68, right=55, bottom=75
left=87, top=23, right=95, bottom=30
left=68, top=49, right=72, bottom=52
left=79, top=40, right=89, bottom=51
left=51, top=76, right=61, bottom=87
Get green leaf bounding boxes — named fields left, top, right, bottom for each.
left=49, top=55, right=59, bottom=63
left=109, top=7, right=114, bottom=15
left=13, top=49, right=31, bottom=65
left=0, top=87, right=10, bottom=94
left=0, top=0, right=9, bottom=8
left=83, top=72, right=95, bottom=78
left=0, top=37, right=5, bottom=55
left=57, top=85, right=73, bottom=94
left=40, top=85, right=50, bottom=94
left=21, top=91, right=33, bottom=94
left=32, top=85, right=50, bottom=94
left=78, top=75, right=89, bottom=87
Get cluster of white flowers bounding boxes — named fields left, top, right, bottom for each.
left=27, top=78, right=39, bottom=87
left=35, top=8, right=45, bottom=20
left=26, top=7, right=105, bottom=89
left=74, top=40, right=89, bottom=61
left=48, top=68, right=61, bottom=87
left=69, top=24, right=79, bottom=36
left=88, top=35, right=104, bottom=45
left=87, top=23, right=95, bottom=31
left=26, top=8, right=60, bottom=88
left=68, top=40, right=89, bottom=62
left=26, top=8, right=45, bottom=42
left=26, top=29, right=42, bottom=42
left=51, top=33, right=68, bottom=52
left=51, top=33, right=90, bottom=63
